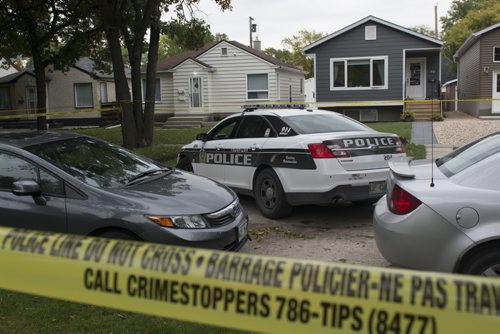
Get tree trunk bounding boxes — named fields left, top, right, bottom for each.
left=129, top=51, right=145, bottom=147
left=32, top=53, right=47, bottom=131
left=143, top=6, right=161, bottom=147
left=98, top=0, right=136, bottom=149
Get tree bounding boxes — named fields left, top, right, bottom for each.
left=96, top=1, right=231, bottom=148
left=441, top=0, right=500, bottom=72
left=0, top=0, right=98, bottom=130
left=282, top=30, right=325, bottom=78
left=158, top=19, right=229, bottom=60
left=408, top=25, right=437, bottom=38
left=264, top=47, right=292, bottom=64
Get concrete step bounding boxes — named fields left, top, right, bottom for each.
left=168, top=116, right=209, bottom=122
left=162, top=124, right=202, bottom=129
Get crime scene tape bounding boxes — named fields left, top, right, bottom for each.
left=1, top=227, right=499, bottom=333
left=1, top=98, right=500, bottom=121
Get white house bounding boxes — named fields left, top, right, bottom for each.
left=147, top=40, right=306, bottom=117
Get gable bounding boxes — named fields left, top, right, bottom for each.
left=304, top=16, right=442, bottom=53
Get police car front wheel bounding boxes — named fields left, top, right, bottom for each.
left=254, top=169, right=292, bottom=219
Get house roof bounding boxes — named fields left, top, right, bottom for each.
left=0, top=70, right=37, bottom=84
left=454, top=22, right=500, bottom=59
left=155, top=40, right=303, bottom=72
left=73, top=57, right=131, bottom=79
left=303, top=15, right=443, bottom=53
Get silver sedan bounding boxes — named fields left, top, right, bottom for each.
left=374, top=132, right=500, bottom=276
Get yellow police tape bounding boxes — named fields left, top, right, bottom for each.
left=0, top=227, right=498, bottom=333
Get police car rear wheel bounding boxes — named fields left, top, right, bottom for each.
left=177, top=156, right=193, bottom=172
left=255, top=169, right=292, bottom=219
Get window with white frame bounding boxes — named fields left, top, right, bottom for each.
left=221, top=47, right=228, bottom=56
left=365, top=26, right=377, bottom=40
left=142, top=78, right=161, bottom=101
left=247, top=73, right=269, bottom=100
left=99, top=82, right=108, bottom=103
left=74, top=83, right=93, bottom=108
left=330, top=56, right=388, bottom=90
left=494, top=47, right=500, bottom=62
left=0, top=87, right=11, bottom=109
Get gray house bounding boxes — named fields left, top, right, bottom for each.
left=454, top=22, right=500, bottom=116
left=303, top=16, right=444, bottom=121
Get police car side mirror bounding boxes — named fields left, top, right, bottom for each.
left=196, top=133, right=208, bottom=142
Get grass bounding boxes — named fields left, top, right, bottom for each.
left=0, top=289, right=244, bottom=333
left=2, top=122, right=424, bottom=332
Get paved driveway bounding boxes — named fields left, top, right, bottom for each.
left=239, top=196, right=390, bottom=268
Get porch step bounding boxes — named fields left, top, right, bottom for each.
left=405, top=101, right=441, bottom=121
left=162, top=115, right=210, bottom=129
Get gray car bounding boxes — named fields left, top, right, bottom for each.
left=374, top=132, right=500, bottom=276
left=0, top=132, right=248, bottom=250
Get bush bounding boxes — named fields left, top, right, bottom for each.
left=400, top=110, right=415, bottom=122
left=431, top=114, right=444, bottom=121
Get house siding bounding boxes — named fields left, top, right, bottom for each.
left=155, top=72, right=174, bottom=114
left=307, top=21, right=441, bottom=104
left=458, top=41, right=482, bottom=116
left=46, top=66, right=100, bottom=119
left=172, top=60, right=209, bottom=113
left=197, top=41, right=279, bottom=113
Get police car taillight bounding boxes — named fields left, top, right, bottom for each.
left=308, top=143, right=334, bottom=158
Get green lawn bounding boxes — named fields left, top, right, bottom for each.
left=1, top=122, right=425, bottom=332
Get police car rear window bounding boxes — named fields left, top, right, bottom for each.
left=283, top=115, right=369, bottom=134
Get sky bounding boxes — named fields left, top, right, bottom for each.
left=188, top=0, right=454, bottom=49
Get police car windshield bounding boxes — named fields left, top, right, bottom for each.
left=283, top=114, right=369, bottom=134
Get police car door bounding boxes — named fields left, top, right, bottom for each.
left=224, top=115, right=274, bottom=190
left=196, top=116, right=241, bottom=183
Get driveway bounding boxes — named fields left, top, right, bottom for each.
left=239, top=196, right=390, bottom=268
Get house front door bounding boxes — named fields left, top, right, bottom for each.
left=189, top=77, right=202, bottom=111
left=25, top=86, right=36, bottom=119
left=492, top=72, right=500, bottom=113
left=405, top=58, right=426, bottom=100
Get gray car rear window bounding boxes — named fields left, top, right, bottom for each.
left=436, top=133, right=500, bottom=177
left=283, top=114, right=369, bottom=134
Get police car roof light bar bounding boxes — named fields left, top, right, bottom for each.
left=241, top=104, right=307, bottom=111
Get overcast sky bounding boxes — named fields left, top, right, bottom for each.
left=189, top=0, right=453, bottom=49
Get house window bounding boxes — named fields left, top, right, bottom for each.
left=99, top=82, right=108, bottom=103
left=365, top=26, right=377, bottom=40
left=494, top=47, right=500, bottom=62
left=247, top=73, right=269, bottom=100
left=142, top=78, right=161, bottom=101
left=300, top=78, right=304, bottom=94
left=221, top=47, right=228, bottom=56
left=74, top=83, right=93, bottom=108
left=0, top=87, right=10, bottom=109
left=330, top=56, right=388, bottom=90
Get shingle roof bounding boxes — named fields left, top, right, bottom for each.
left=73, top=57, right=131, bottom=79
left=155, top=40, right=303, bottom=72
left=0, top=70, right=37, bottom=83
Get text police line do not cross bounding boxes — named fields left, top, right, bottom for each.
left=1, top=227, right=499, bottom=334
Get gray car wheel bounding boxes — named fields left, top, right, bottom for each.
left=254, top=168, right=292, bottom=219
left=459, top=247, right=500, bottom=277
left=176, top=156, right=193, bottom=172
left=98, top=230, right=140, bottom=241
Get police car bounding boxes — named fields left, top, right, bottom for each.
left=177, top=105, right=406, bottom=218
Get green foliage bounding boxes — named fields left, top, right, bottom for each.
left=431, top=114, right=444, bottom=121
left=408, top=25, right=437, bottom=38
left=264, top=47, right=292, bottom=63
left=400, top=110, right=416, bottom=122
left=367, top=122, right=426, bottom=159
left=441, top=0, right=500, bottom=72
left=280, top=30, right=326, bottom=78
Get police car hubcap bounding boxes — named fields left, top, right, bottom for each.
left=261, top=179, right=276, bottom=208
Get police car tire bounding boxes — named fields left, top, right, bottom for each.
left=176, top=156, right=193, bottom=172
left=254, top=168, right=292, bottom=219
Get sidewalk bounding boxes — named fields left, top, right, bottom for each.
left=411, top=121, right=454, bottom=159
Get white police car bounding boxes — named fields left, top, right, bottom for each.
left=177, top=105, right=405, bottom=218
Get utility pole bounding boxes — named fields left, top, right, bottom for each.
left=434, top=5, right=438, bottom=38
left=249, top=17, right=257, bottom=48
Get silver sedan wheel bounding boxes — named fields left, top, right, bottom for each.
left=482, top=265, right=500, bottom=277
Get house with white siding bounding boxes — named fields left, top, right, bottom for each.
left=148, top=40, right=306, bottom=119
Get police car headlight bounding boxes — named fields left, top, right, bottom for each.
left=146, top=215, right=208, bottom=229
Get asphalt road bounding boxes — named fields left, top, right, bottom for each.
left=239, top=195, right=391, bottom=269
